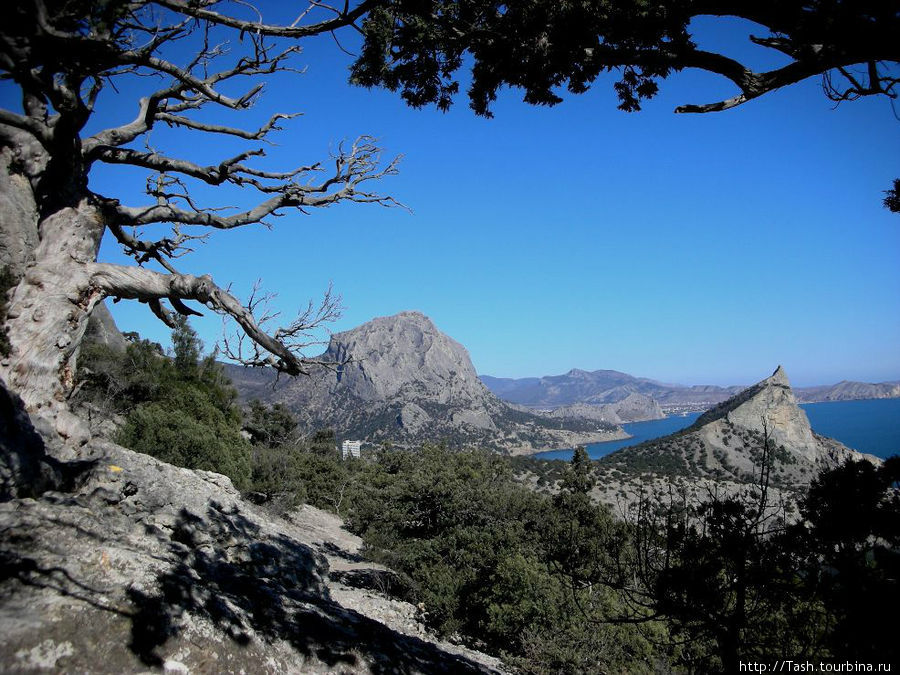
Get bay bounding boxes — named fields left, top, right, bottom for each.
left=534, top=398, right=900, bottom=462
left=800, top=398, right=900, bottom=459
left=534, top=412, right=702, bottom=461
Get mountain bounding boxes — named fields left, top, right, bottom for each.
left=481, top=369, right=743, bottom=410
left=226, top=311, right=624, bottom=454
left=796, top=380, right=900, bottom=402
left=598, top=366, right=873, bottom=486
left=482, top=367, right=900, bottom=412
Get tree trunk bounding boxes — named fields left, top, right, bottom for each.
left=0, top=161, right=106, bottom=444
left=0, top=148, right=40, bottom=277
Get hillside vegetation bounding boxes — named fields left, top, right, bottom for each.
left=69, top=322, right=900, bottom=672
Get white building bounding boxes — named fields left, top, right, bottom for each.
left=341, top=440, right=361, bottom=460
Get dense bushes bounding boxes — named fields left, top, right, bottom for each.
left=247, top=437, right=899, bottom=672
left=77, top=316, right=252, bottom=489
left=261, top=444, right=661, bottom=671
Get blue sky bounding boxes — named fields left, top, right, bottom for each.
left=43, top=13, right=900, bottom=387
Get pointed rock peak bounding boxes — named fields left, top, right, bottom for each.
left=693, top=366, right=797, bottom=429
left=765, top=365, right=791, bottom=388
left=691, top=365, right=821, bottom=460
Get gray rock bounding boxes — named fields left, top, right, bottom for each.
left=226, top=312, right=624, bottom=454
left=0, top=395, right=504, bottom=673
left=602, top=366, right=876, bottom=486
left=83, top=301, right=128, bottom=353
left=547, top=393, right=664, bottom=424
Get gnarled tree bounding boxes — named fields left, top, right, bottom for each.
left=2, top=0, right=897, bottom=442
left=0, top=0, right=394, bottom=438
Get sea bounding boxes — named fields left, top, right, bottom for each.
left=534, top=398, right=900, bottom=462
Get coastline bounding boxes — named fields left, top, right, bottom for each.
left=503, top=427, right=632, bottom=457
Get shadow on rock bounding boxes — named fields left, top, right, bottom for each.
left=0, top=380, right=97, bottom=500
left=129, top=502, right=492, bottom=673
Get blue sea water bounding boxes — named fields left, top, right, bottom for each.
left=800, top=398, right=900, bottom=460
left=534, top=398, right=900, bottom=462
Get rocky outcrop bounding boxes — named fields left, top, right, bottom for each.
left=82, top=302, right=128, bottom=353
left=600, top=366, right=875, bottom=487
left=605, top=393, right=665, bottom=422
left=226, top=312, right=623, bottom=454
left=0, top=380, right=503, bottom=674
left=548, top=393, right=664, bottom=425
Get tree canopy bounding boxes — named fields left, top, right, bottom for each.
left=352, top=1, right=899, bottom=116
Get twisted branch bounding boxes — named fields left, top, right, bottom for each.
left=88, top=264, right=339, bottom=375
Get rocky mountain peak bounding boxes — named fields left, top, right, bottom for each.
left=226, top=311, right=625, bottom=452
left=765, top=365, right=790, bottom=387
left=604, top=366, right=870, bottom=486
left=323, top=311, right=482, bottom=404
left=693, top=365, right=818, bottom=459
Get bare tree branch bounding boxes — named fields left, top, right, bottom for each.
left=0, top=109, right=52, bottom=145
left=150, top=0, right=380, bottom=39
left=154, top=111, right=300, bottom=141
left=673, top=49, right=839, bottom=114
left=221, top=281, right=344, bottom=371
left=99, top=136, right=402, bottom=229
left=88, top=263, right=338, bottom=375
left=90, top=145, right=265, bottom=185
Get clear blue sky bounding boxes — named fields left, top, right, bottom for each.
left=71, top=14, right=900, bottom=387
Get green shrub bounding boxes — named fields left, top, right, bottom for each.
left=117, top=403, right=251, bottom=489
left=77, top=315, right=251, bottom=488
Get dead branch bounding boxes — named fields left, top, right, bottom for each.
left=100, top=136, right=402, bottom=230
left=88, top=263, right=340, bottom=375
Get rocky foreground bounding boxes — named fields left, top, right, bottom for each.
left=0, top=384, right=503, bottom=675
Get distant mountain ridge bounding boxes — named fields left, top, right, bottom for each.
left=480, top=370, right=743, bottom=408
left=795, top=380, right=900, bottom=403
left=226, top=312, right=624, bottom=454
left=547, top=393, right=665, bottom=424
left=481, top=369, right=899, bottom=409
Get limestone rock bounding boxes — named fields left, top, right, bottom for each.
left=0, top=382, right=504, bottom=673
left=547, top=393, right=664, bottom=425
left=83, top=302, right=128, bottom=353
left=602, top=366, right=876, bottom=487
left=226, top=312, right=623, bottom=454
left=605, top=393, right=665, bottom=423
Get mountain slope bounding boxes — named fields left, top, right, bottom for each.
left=599, top=366, right=872, bottom=486
left=796, top=380, right=900, bottom=402
left=0, top=382, right=501, bottom=674
left=227, top=312, right=624, bottom=453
